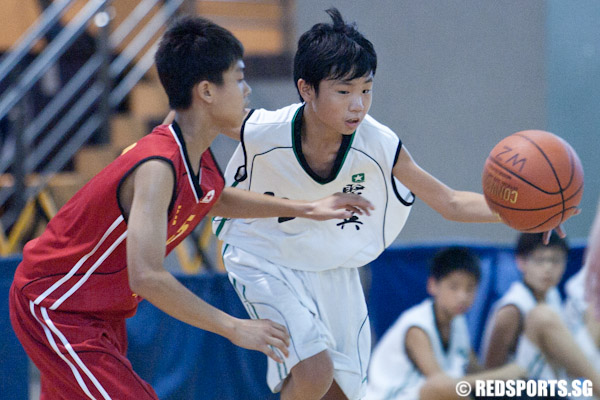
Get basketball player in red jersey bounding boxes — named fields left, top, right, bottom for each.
left=8, top=16, right=373, bottom=400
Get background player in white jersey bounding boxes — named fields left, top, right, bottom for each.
left=408, top=256, right=600, bottom=400
left=366, top=247, right=481, bottom=400
left=480, top=232, right=568, bottom=372
left=211, top=8, right=508, bottom=400
left=477, top=232, right=600, bottom=399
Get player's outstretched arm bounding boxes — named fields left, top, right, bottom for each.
left=392, top=145, right=499, bottom=223
left=209, top=187, right=374, bottom=220
left=391, top=146, right=569, bottom=241
left=124, top=160, right=290, bottom=362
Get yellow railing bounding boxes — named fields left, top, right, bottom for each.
left=0, top=189, right=57, bottom=256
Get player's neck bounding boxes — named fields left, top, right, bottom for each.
left=301, top=108, right=344, bottom=152
left=532, top=289, right=548, bottom=303
left=433, top=301, right=454, bottom=329
left=299, top=111, right=344, bottom=178
left=174, top=109, right=218, bottom=175
left=433, top=302, right=453, bottom=346
left=524, top=281, right=548, bottom=303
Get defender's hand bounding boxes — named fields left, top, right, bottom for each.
left=229, top=318, right=290, bottom=363
left=307, top=192, right=374, bottom=221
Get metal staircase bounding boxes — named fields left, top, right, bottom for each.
left=0, top=0, right=294, bottom=268
left=0, top=0, right=185, bottom=230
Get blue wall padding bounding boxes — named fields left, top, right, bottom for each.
left=0, top=255, right=29, bottom=400
left=368, top=242, right=585, bottom=351
left=0, top=242, right=586, bottom=398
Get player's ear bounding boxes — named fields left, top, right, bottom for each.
left=515, top=256, right=526, bottom=273
left=426, top=277, right=437, bottom=297
left=195, top=81, right=214, bottom=103
left=297, top=79, right=314, bottom=103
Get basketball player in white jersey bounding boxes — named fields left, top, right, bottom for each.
left=154, top=8, right=569, bottom=399
left=480, top=233, right=568, bottom=373
left=366, top=247, right=481, bottom=400
left=479, top=232, right=600, bottom=398
left=407, top=284, right=600, bottom=400
left=211, top=9, right=504, bottom=400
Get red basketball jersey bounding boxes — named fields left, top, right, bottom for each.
left=13, top=123, right=224, bottom=318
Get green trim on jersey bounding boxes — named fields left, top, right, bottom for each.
left=338, top=131, right=356, bottom=169
left=231, top=276, right=289, bottom=380
left=232, top=277, right=260, bottom=320
left=290, top=106, right=304, bottom=164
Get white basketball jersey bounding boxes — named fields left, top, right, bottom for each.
left=213, top=103, right=414, bottom=272
left=479, top=281, right=563, bottom=364
left=366, top=299, right=471, bottom=400
left=564, top=267, right=586, bottom=329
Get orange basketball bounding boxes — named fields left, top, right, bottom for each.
left=482, top=130, right=584, bottom=232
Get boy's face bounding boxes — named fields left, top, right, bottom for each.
left=517, top=246, right=567, bottom=296
left=209, top=59, right=251, bottom=130
left=301, top=72, right=373, bottom=135
left=428, top=271, right=478, bottom=317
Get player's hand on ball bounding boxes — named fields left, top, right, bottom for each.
left=307, top=192, right=374, bottom=221
left=544, top=225, right=566, bottom=245
left=230, top=318, right=290, bottom=363
left=542, top=208, right=581, bottom=244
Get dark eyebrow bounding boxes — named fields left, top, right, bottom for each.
left=335, top=76, right=374, bottom=85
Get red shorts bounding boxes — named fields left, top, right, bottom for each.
left=9, top=283, right=158, bottom=400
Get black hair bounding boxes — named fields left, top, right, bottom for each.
left=155, top=16, right=244, bottom=110
left=430, top=247, right=481, bottom=282
left=293, top=8, right=377, bottom=101
left=515, top=232, right=569, bottom=258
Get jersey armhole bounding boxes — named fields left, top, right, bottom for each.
left=234, top=109, right=256, bottom=182
left=392, top=140, right=416, bottom=206
left=116, top=156, right=177, bottom=222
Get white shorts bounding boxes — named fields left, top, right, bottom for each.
left=223, top=245, right=371, bottom=400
